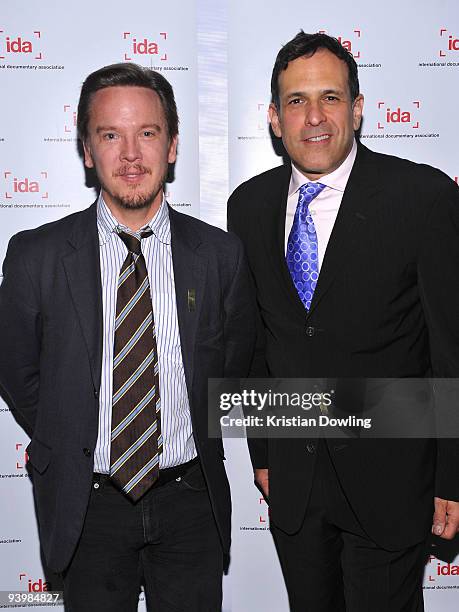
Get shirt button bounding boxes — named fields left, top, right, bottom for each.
left=306, top=326, right=315, bottom=337
left=83, top=448, right=91, bottom=457
left=306, top=443, right=316, bottom=454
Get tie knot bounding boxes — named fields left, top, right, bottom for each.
left=117, top=229, right=153, bottom=255
left=298, top=182, right=326, bottom=206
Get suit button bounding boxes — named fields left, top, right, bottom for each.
left=83, top=448, right=91, bottom=457
left=94, top=389, right=99, bottom=399
left=333, top=444, right=348, bottom=452
left=306, top=443, right=315, bottom=454
left=305, top=326, right=315, bottom=337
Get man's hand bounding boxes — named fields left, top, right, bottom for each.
left=254, top=468, right=269, bottom=500
left=432, top=497, right=459, bottom=539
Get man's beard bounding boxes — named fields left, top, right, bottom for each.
left=103, top=183, right=164, bottom=210
left=100, top=164, right=167, bottom=210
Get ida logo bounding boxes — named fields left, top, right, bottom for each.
left=319, top=29, right=362, bottom=59
left=123, top=31, right=168, bottom=61
left=437, top=561, right=459, bottom=576
left=424, top=555, right=459, bottom=582
left=4, top=171, right=49, bottom=199
left=439, top=28, right=459, bottom=57
left=15, top=442, right=28, bottom=470
left=377, top=101, right=421, bottom=130
left=63, top=104, right=77, bottom=134
left=0, top=29, right=43, bottom=61
left=19, top=573, right=51, bottom=592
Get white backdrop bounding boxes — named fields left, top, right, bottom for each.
left=1, top=0, right=458, bottom=610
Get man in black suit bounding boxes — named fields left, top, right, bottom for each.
left=0, top=63, right=255, bottom=611
left=228, top=31, right=459, bottom=611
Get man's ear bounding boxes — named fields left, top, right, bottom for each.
left=168, top=134, right=178, bottom=164
left=269, top=103, right=283, bottom=138
left=352, top=94, right=364, bottom=131
left=82, top=139, right=94, bottom=169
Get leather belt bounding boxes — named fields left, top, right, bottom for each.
left=93, top=457, right=199, bottom=490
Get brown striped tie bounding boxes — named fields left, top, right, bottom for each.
left=110, top=229, right=162, bottom=501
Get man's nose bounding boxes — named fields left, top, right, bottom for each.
left=304, top=101, right=326, bottom=127
left=120, top=135, right=141, bottom=162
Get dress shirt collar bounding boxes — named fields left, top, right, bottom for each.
left=97, top=193, right=171, bottom=246
left=288, top=138, right=357, bottom=197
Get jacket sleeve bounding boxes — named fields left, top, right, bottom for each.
left=417, top=176, right=459, bottom=501
left=222, top=235, right=257, bottom=380
left=228, top=187, right=269, bottom=469
left=0, top=234, right=41, bottom=437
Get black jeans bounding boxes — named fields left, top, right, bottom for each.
left=62, top=461, right=223, bottom=611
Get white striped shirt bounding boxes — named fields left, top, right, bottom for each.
left=93, top=195, right=196, bottom=473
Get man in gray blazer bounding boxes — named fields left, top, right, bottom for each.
left=0, top=63, right=255, bottom=611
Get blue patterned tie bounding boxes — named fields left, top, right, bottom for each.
left=286, top=182, right=326, bottom=310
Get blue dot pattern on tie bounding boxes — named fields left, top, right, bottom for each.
left=286, top=182, right=326, bottom=310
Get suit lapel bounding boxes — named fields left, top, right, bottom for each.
left=260, top=165, right=309, bottom=319
left=169, top=207, right=207, bottom=396
left=62, top=203, right=103, bottom=392
left=307, top=144, right=382, bottom=317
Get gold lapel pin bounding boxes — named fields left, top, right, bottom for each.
left=187, top=289, right=196, bottom=311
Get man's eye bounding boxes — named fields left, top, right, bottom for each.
left=103, top=133, right=117, bottom=140
left=325, top=96, right=338, bottom=102
left=143, top=131, right=155, bottom=137
left=288, top=98, right=303, bottom=105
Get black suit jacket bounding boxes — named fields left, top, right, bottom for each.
left=228, top=143, right=459, bottom=550
left=0, top=202, right=256, bottom=572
